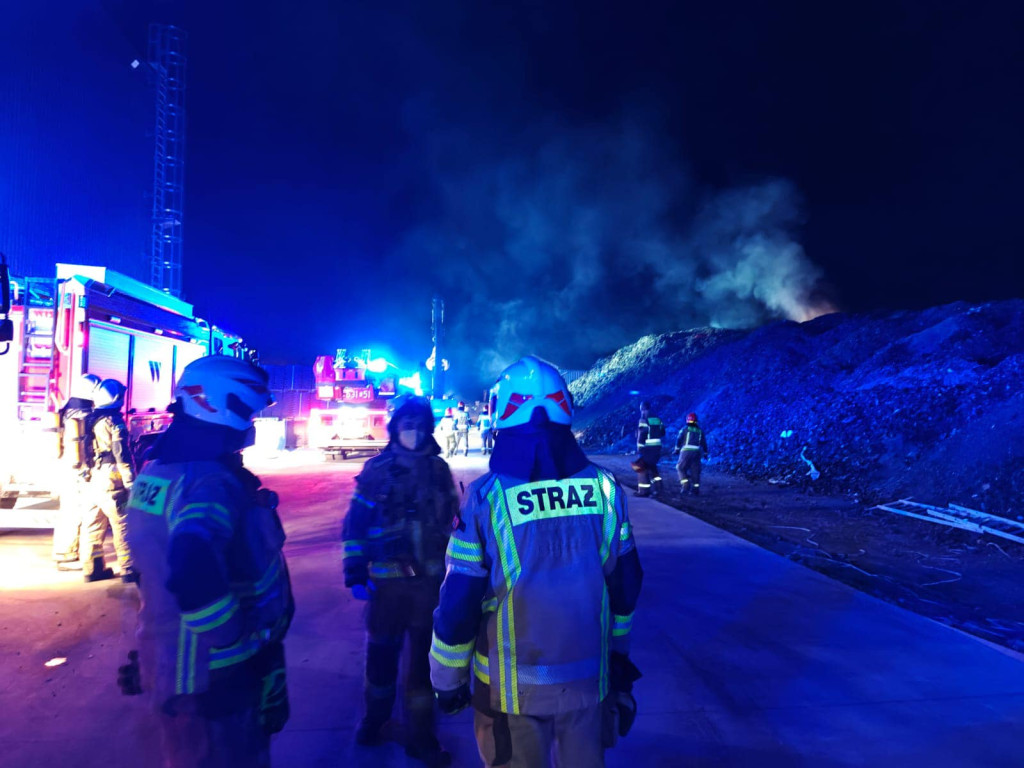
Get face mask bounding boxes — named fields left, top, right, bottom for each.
left=241, top=425, right=257, bottom=449
left=398, top=429, right=422, bottom=451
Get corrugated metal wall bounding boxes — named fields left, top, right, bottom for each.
left=259, top=363, right=318, bottom=420
left=0, top=4, right=151, bottom=281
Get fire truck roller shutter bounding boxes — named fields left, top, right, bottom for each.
left=86, top=324, right=130, bottom=389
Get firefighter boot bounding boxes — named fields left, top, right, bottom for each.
left=356, top=689, right=394, bottom=746
left=84, top=556, right=115, bottom=583
left=405, top=735, right=452, bottom=768
left=355, top=716, right=386, bottom=746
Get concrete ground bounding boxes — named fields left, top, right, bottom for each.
left=2, top=449, right=1023, bottom=767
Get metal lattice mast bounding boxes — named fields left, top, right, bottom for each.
left=431, top=295, right=445, bottom=398
left=148, top=24, right=187, bottom=297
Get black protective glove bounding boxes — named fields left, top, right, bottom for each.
left=255, top=488, right=280, bottom=510
left=610, top=652, right=642, bottom=693
left=117, top=650, right=142, bottom=696
left=434, top=684, right=471, bottom=716
left=609, top=652, right=642, bottom=738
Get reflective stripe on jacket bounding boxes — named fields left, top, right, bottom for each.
left=91, top=411, right=135, bottom=487
left=636, top=417, right=662, bottom=449
left=430, top=464, right=639, bottom=716
left=126, top=459, right=292, bottom=703
left=341, top=446, right=458, bottom=585
left=678, top=424, right=706, bottom=452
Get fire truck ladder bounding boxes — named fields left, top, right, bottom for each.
left=873, top=499, right=1024, bottom=546
left=16, top=278, right=55, bottom=418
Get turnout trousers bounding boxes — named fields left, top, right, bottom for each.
left=53, top=470, right=89, bottom=561
left=676, top=451, right=703, bottom=494
left=157, top=672, right=270, bottom=768
left=81, top=470, right=133, bottom=576
left=506, top=702, right=604, bottom=768
left=635, top=445, right=662, bottom=497
left=474, top=708, right=511, bottom=768
left=363, top=576, right=442, bottom=744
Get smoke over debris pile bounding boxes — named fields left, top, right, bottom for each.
left=572, top=299, right=1024, bottom=517
left=397, top=120, right=835, bottom=393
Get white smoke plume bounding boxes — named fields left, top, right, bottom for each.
left=395, top=118, right=835, bottom=391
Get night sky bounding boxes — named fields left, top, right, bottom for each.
left=3, top=1, right=1022, bottom=396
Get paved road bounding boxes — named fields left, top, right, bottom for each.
left=2, top=450, right=1023, bottom=767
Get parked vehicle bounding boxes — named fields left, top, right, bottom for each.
left=0, top=261, right=249, bottom=519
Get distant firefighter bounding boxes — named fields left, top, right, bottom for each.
left=438, top=407, right=458, bottom=459
left=673, top=412, right=709, bottom=495
left=477, top=406, right=495, bottom=456
left=454, top=401, right=471, bottom=457
left=52, top=373, right=101, bottom=573
left=81, top=378, right=136, bottom=583
left=633, top=401, right=665, bottom=498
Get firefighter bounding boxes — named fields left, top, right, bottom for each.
left=52, top=373, right=101, bottom=571
left=633, top=401, right=665, bottom=498
left=430, top=356, right=643, bottom=768
left=342, top=394, right=459, bottom=767
left=477, top=407, right=494, bottom=456
left=454, top=401, right=471, bottom=456
left=80, top=378, right=135, bottom=583
left=123, top=356, right=293, bottom=767
left=673, top=412, right=709, bottom=495
left=438, top=407, right=457, bottom=458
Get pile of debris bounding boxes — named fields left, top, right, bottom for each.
left=572, top=299, right=1024, bottom=516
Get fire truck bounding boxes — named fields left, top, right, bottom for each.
left=307, top=353, right=404, bottom=460
left=0, top=260, right=248, bottom=519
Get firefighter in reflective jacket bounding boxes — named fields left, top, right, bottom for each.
left=125, top=356, right=293, bottom=767
left=341, top=395, right=459, bottom=767
left=674, top=412, right=709, bottom=495
left=52, top=373, right=101, bottom=571
left=633, top=401, right=664, bottom=498
left=430, top=356, right=643, bottom=768
left=478, top=408, right=495, bottom=456
left=81, top=378, right=135, bottom=582
left=454, top=402, right=471, bottom=457
left=438, top=408, right=458, bottom=458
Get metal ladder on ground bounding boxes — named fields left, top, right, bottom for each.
left=873, top=498, right=1024, bottom=545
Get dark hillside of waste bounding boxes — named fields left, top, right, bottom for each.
left=572, top=300, right=1024, bottom=517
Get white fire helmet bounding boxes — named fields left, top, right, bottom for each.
left=174, top=355, right=274, bottom=431
left=492, top=355, right=573, bottom=429
left=94, top=379, right=127, bottom=410
left=72, top=373, right=102, bottom=401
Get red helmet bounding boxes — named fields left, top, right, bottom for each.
left=686, top=412, right=698, bottom=424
